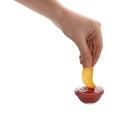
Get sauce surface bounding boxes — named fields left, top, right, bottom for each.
left=78, top=86, right=103, bottom=93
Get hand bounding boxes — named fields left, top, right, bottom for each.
left=58, top=10, right=103, bottom=67
left=15, top=0, right=103, bottom=67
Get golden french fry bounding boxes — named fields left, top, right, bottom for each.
left=82, top=67, right=96, bottom=88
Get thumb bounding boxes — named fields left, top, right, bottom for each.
left=80, top=53, right=92, bottom=67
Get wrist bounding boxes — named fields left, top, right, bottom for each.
left=51, top=5, right=68, bottom=28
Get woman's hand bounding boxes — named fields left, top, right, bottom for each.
left=58, top=10, right=103, bottom=67
left=15, top=0, right=103, bottom=67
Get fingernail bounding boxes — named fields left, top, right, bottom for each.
left=84, top=60, right=91, bottom=67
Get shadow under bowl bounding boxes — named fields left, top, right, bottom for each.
left=75, top=86, right=104, bottom=103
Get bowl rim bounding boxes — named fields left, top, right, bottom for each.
left=75, top=86, right=104, bottom=97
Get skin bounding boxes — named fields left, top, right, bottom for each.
left=15, top=0, right=103, bottom=67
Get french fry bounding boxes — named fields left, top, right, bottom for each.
left=82, top=67, right=96, bottom=88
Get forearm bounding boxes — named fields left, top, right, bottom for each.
left=15, top=0, right=66, bottom=26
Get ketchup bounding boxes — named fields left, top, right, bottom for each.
left=75, top=86, right=104, bottom=103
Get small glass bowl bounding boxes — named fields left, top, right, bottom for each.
left=75, top=86, right=104, bottom=103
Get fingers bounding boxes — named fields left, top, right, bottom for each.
left=80, top=23, right=103, bottom=67
left=92, top=47, right=102, bottom=66
left=80, top=56, right=92, bottom=67
left=79, top=39, right=92, bottom=67
left=92, top=30, right=103, bottom=66
left=87, top=25, right=103, bottom=66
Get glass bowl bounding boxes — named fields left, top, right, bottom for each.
left=75, top=86, right=104, bottom=103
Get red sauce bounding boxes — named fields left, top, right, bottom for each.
left=75, top=86, right=104, bottom=103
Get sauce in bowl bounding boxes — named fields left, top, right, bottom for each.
left=75, top=86, right=104, bottom=103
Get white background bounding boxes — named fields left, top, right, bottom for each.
left=0, top=0, right=120, bottom=115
